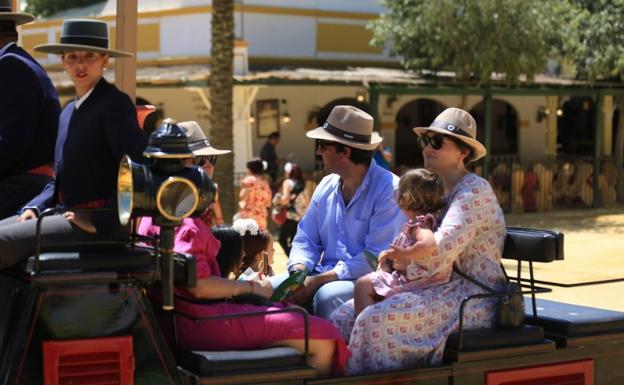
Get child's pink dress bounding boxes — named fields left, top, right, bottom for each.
left=371, top=213, right=451, bottom=297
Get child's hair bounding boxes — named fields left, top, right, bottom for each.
left=211, top=224, right=244, bottom=278
left=246, top=157, right=266, bottom=175
left=241, top=231, right=272, bottom=272
left=232, top=219, right=272, bottom=273
left=395, top=168, right=445, bottom=214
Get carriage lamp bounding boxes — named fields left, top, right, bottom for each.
left=117, top=119, right=215, bottom=310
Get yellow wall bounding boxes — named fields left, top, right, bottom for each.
left=20, top=33, right=48, bottom=58
left=109, top=23, right=160, bottom=52
left=316, top=23, right=381, bottom=54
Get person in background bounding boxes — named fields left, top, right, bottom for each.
left=0, top=2, right=60, bottom=219
left=372, top=138, right=393, bottom=171
left=260, top=131, right=281, bottom=185
left=177, top=121, right=230, bottom=227
left=237, top=158, right=273, bottom=230
left=0, top=19, right=145, bottom=269
left=274, top=105, right=405, bottom=319
left=277, top=162, right=309, bottom=256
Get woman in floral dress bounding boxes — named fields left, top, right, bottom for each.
left=237, top=158, right=273, bottom=230
left=331, top=108, right=507, bottom=374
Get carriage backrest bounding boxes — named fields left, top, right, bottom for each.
left=502, top=227, right=564, bottom=263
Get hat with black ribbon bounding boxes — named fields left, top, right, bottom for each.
left=413, top=107, right=487, bottom=161
left=177, top=121, right=231, bottom=156
left=0, top=0, right=34, bottom=26
left=306, top=105, right=381, bottom=151
left=34, top=18, right=131, bottom=57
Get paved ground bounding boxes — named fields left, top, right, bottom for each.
left=271, top=205, right=624, bottom=312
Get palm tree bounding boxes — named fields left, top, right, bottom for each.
left=209, top=0, right=235, bottom=219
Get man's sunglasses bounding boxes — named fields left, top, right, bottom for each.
left=417, top=134, right=446, bottom=150
left=317, top=140, right=338, bottom=150
left=196, top=155, right=218, bottom=167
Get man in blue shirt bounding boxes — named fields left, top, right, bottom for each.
left=282, top=105, right=405, bottom=319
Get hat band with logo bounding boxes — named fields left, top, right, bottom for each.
left=429, top=120, right=473, bottom=138
left=60, top=35, right=108, bottom=49
left=189, top=139, right=212, bottom=151
left=323, top=122, right=371, bottom=144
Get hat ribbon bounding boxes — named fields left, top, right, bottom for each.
left=429, top=120, right=473, bottom=139
left=60, top=35, right=108, bottom=49
left=322, top=122, right=371, bottom=144
left=189, top=139, right=211, bottom=151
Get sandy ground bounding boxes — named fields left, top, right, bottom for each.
left=272, top=205, right=624, bottom=312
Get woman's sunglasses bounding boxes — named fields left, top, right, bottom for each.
left=196, top=155, right=218, bottom=167
left=417, top=134, right=445, bottom=150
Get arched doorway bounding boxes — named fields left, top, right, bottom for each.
left=557, top=97, right=596, bottom=156
left=313, top=98, right=370, bottom=170
left=395, top=99, right=446, bottom=169
left=469, top=99, right=518, bottom=155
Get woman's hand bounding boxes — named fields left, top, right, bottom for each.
left=251, top=280, right=273, bottom=299
left=63, top=211, right=97, bottom=234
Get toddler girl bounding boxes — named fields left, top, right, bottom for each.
left=354, top=168, right=448, bottom=316
left=232, top=218, right=275, bottom=278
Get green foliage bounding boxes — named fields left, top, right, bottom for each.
left=570, top=0, right=624, bottom=80
left=370, top=0, right=581, bottom=84
left=25, top=0, right=103, bottom=17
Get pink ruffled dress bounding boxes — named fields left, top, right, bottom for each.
left=371, top=213, right=451, bottom=298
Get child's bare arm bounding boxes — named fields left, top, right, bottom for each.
left=384, top=228, right=436, bottom=264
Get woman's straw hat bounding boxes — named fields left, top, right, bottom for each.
left=413, top=107, right=487, bottom=161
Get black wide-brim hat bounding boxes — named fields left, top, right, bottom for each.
left=0, top=0, right=35, bottom=25
left=34, top=19, right=132, bottom=58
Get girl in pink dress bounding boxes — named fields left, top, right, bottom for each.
left=353, top=168, right=447, bottom=317
left=237, top=158, right=272, bottom=230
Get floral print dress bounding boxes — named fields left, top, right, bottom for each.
left=331, top=173, right=506, bottom=374
left=238, top=175, right=272, bottom=230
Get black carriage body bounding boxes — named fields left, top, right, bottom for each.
left=0, top=228, right=623, bottom=385
left=0, top=246, right=184, bottom=385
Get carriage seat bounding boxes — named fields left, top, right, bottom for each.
left=176, top=347, right=306, bottom=375
left=444, top=227, right=564, bottom=362
left=524, top=298, right=624, bottom=347
left=16, top=246, right=197, bottom=287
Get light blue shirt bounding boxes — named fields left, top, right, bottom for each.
left=288, top=160, right=406, bottom=280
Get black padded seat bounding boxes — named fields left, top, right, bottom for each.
left=177, top=347, right=306, bottom=376
left=24, top=247, right=153, bottom=274
left=446, top=324, right=545, bottom=352
left=503, top=227, right=564, bottom=262
left=444, top=325, right=554, bottom=363
left=525, top=298, right=624, bottom=338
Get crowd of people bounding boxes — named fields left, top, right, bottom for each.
left=0, top=6, right=509, bottom=378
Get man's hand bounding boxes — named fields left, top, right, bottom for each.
left=287, top=275, right=322, bottom=305
left=17, top=209, right=37, bottom=223
left=63, top=211, right=97, bottom=234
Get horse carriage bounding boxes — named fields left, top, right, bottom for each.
left=1, top=121, right=623, bottom=385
